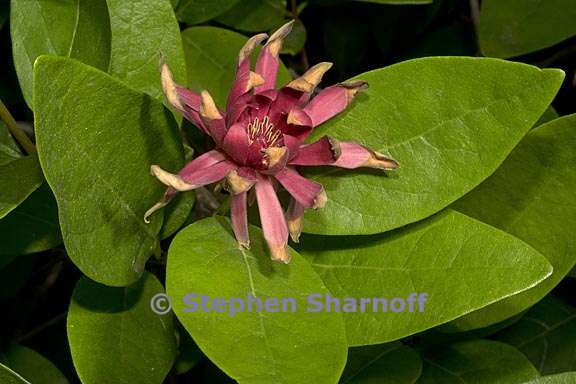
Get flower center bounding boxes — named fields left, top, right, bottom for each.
left=247, top=116, right=283, bottom=148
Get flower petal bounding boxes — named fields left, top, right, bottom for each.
left=262, top=146, right=289, bottom=173
left=286, top=62, right=333, bottom=93
left=333, top=141, right=399, bottom=170
left=274, top=167, right=327, bottom=209
left=255, top=20, right=294, bottom=93
left=227, top=33, right=268, bottom=113
left=255, top=177, right=290, bottom=263
left=231, top=191, right=250, bottom=248
left=224, top=167, right=257, bottom=194
left=222, top=122, right=251, bottom=165
left=144, top=188, right=177, bottom=223
left=144, top=150, right=228, bottom=223
left=290, top=80, right=368, bottom=127
left=200, top=90, right=226, bottom=145
left=286, top=198, right=305, bottom=243
left=289, top=136, right=340, bottom=166
left=151, top=160, right=236, bottom=191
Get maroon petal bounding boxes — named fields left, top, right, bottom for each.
left=274, top=167, right=327, bottom=209
left=177, top=150, right=228, bottom=176
left=160, top=58, right=206, bottom=131
left=255, top=177, right=290, bottom=263
left=333, top=141, right=399, bottom=170
left=150, top=159, right=236, bottom=191
left=227, top=33, right=268, bottom=114
left=255, top=20, right=294, bottom=93
left=231, top=191, right=250, bottom=248
left=262, top=146, right=289, bottom=174
left=222, top=122, right=251, bottom=165
left=144, top=150, right=228, bottom=223
left=286, top=198, right=305, bottom=243
left=289, top=136, right=340, bottom=166
left=199, top=91, right=226, bottom=145
left=291, top=80, right=368, bottom=127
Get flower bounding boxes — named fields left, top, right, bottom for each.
left=145, top=20, right=398, bottom=263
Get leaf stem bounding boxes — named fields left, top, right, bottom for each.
left=0, top=99, right=36, bottom=155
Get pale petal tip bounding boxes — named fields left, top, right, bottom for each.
left=313, top=189, right=328, bottom=209
left=263, top=146, right=288, bottom=171
left=270, top=243, right=291, bottom=264
left=160, top=60, right=183, bottom=110
left=144, top=201, right=167, bottom=223
left=225, top=169, right=256, bottom=195
left=266, top=20, right=295, bottom=57
left=239, top=33, right=269, bottom=62
left=200, top=90, right=222, bottom=120
left=288, top=220, right=302, bottom=243
left=371, top=153, right=399, bottom=170
left=151, top=165, right=197, bottom=191
left=246, top=71, right=265, bottom=92
left=287, top=62, right=333, bottom=93
left=340, top=80, right=369, bottom=101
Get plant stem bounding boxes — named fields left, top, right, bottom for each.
left=0, top=99, right=36, bottom=155
left=13, top=312, right=67, bottom=343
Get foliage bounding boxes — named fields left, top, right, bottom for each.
left=2, top=0, right=576, bottom=383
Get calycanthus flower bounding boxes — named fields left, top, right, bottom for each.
left=145, top=20, right=398, bottom=263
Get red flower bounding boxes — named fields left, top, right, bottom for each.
left=145, top=21, right=398, bottom=263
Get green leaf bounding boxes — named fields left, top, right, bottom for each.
left=167, top=217, right=348, bottom=384
left=175, top=0, right=241, bottom=25
left=0, top=363, right=29, bottom=384
left=1, top=345, right=68, bottom=384
left=536, top=106, right=559, bottom=128
left=106, top=0, right=187, bottom=102
left=341, top=343, right=422, bottom=383
left=522, top=373, right=576, bottom=384
left=495, top=296, right=576, bottom=375
left=0, top=121, right=21, bottom=162
left=450, top=114, right=576, bottom=330
left=417, top=340, right=539, bottom=383
left=479, top=0, right=576, bottom=58
left=34, top=56, right=184, bottom=286
left=67, top=272, right=177, bottom=384
left=181, top=26, right=292, bottom=109
left=10, top=0, right=111, bottom=108
left=159, top=193, right=195, bottom=239
left=0, top=155, right=44, bottom=219
left=303, top=57, right=564, bottom=235
left=216, top=0, right=287, bottom=32
left=0, top=184, right=61, bottom=256
left=299, top=210, right=552, bottom=345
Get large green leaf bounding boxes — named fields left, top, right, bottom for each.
left=0, top=345, right=68, bottom=384
left=216, top=0, right=287, bottom=33
left=181, top=26, right=292, bottom=110
left=479, top=0, right=576, bottom=58
left=34, top=56, right=184, bottom=286
left=0, top=155, right=43, bottom=219
left=299, top=210, right=552, bottom=345
left=67, top=273, right=176, bottom=384
left=495, top=296, right=576, bottom=375
left=450, top=114, right=576, bottom=330
left=417, top=340, right=539, bottom=383
left=10, top=0, right=110, bottom=108
left=0, top=363, right=29, bottom=384
left=523, top=373, right=576, bottom=384
left=341, top=343, right=422, bottom=383
left=167, top=217, right=348, bottom=384
left=106, top=0, right=186, bottom=102
left=175, top=0, right=241, bottom=25
left=0, top=184, right=61, bottom=256
left=302, top=57, right=563, bottom=235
